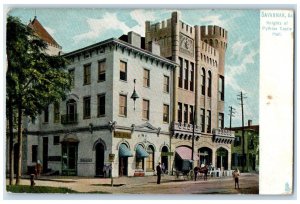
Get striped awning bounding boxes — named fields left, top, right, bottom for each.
left=136, top=145, right=149, bottom=158
left=119, top=144, right=133, bottom=157
left=176, top=146, right=199, bottom=161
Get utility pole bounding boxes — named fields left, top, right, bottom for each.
left=228, top=106, right=235, bottom=130
left=237, top=91, right=247, bottom=172
left=191, top=108, right=196, bottom=163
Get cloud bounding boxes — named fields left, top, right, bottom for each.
left=72, top=9, right=157, bottom=43
left=200, top=15, right=224, bottom=26
left=226, top=49, right=258, bottom=92
left=72, top=12, right=130, bottom=43
left=231, top=40, right=249, bottom=58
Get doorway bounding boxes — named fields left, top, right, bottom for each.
left=43, top=137, right=48, bottom=173
left=95, top=143, right=105, bottom=177
left=119, top=157, right=128, bottom=176
left=161, top=146, right=169, bottom=172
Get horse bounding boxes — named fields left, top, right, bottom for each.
left=199, top=166, right=209, bottom=180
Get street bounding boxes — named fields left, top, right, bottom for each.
left=6, top=173, right=258, bottom=194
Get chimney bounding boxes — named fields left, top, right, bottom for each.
left=128, top=31, right=141, bottom=48
left=148, top=41, right=161, bottom=56
left=248, top=120, right=252, bottom=127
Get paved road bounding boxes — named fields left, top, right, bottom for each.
left=6, top=173, right=258, bottom=194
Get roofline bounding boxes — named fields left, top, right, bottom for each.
left=63, top=38, right=178, bottom=67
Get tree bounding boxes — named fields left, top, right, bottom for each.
left=6, top=16, right=71, bottom=185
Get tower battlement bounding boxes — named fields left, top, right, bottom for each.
left=200, top=25, right=228, bottom=51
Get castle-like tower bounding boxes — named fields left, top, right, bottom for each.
left=145, top=11, right=234, bottom=171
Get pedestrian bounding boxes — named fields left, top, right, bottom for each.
left=35, top=160, right=42, bottom=178
left=232, top=168, right=240, bottom=189
left=156, top=162, right=162, bottom=184
left=193, top=166, right=199, bottom=181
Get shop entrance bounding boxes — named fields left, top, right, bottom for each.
left=95, top=143, right=105, bottom=177
left=119, top=157, right=128, bottom=176
left=161, top=146, right=169, bottom=172
left=199, top=147, right=212, bottom=166
left=216, top=147, right=228, bottom=170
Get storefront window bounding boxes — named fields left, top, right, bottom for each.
left=146, top=146, right=154, bottom=171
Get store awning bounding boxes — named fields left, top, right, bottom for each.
left=119, top=144, right=133, bottom=157
left=176, top=146, right=199, bottom=161
left=136, top=145, right=149, bottom=158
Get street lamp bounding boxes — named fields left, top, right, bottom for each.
left=130, top=79, right=139, bottom=110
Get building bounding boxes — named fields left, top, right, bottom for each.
left=24, top=30, right=177, bottom=177
left=145, top=12, right=234, bottom=172
left=230, top=120, right=259, bottom=172
left=20, top=11, right=235, bottom=177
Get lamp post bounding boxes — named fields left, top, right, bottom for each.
left=130, top=79, right=139, bottom=110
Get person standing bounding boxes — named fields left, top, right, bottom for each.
left=232, top=168, right=240, bottom=189
left=193, top=166, right=199, bottom=181
left=156, top=162, right=162, bottom=184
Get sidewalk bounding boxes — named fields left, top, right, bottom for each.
left=6, top=173, right=258, bottom=193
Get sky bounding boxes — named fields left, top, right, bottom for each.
left=7, top=8, right=260, bottom=128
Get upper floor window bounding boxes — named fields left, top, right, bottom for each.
left=120, top=61, right=127, bottom=81
left=98, top=60, right=106, bottom=82
left=66, top=99, right=77, bottom=123
left=143, top=69, right=150, bottom=87
left=44, top=106, right=49, bottom=123
left=119, top=94, right=127, bottom=116
left=83, top=97, right=91, bottom=119
left=69, top=69, right=75, bottom=88
left=178, top=102, right=182, bottom=123
left=163, top=104, right=169, bottom=123
left=218, top=76, right=224, bottom=101
left=163, top=75, right=169, bottom=93
left=184, top=60, right=189, bottom=90
left=184, top=104, right=188, bottom=124
left=83, top=64, right=91, bottom=85
left=200, top=108, right=205, bottom=132
left=178, top=57, right=183, bottom=88
left=98, top=94, right=105, bottom=117
left=189, top=105, right=194, bottom=124
left=218, top=113, right=224, bottom=129
left=142, top=99, right=150, bottom=120
left=208, top=71, right=212, bottom=97
left=53, top=102, right=60, bottom=123
left=206, top=110, right=211, bottom=133
left=53, top=136, right=60, bottom=145
left=190, top=63, right=194, bottom=91
left=201, top=68, right=206, bottom=95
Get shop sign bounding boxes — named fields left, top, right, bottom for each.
left=161, top=152, right=174, bottom=156
left=80, top=158, right=92, bottom=162
left=114, top=131, right=131, bottom=139
left=109, top=154, right=115, bottom=162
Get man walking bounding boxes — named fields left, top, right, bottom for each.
left=232, top=168, right=240, bottom=189
left=156, top=162, right=162, bottom=184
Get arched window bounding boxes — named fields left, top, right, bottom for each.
left=201, top=68, right=206, bottom=95
left=207, top=71, right=212, bottom=97
left=215, top=39, right=218, bottom=48
left=209, top=39, right=213, bottom=46
left=146, top=145, right=155, bottom=171
left=63, top=99, right=77, bottom=124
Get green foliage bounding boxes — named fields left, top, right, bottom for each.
left=6, top=15, right=72, bottom=118
left=6, top=185, right=78, bottom=193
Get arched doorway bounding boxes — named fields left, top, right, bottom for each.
left=161, top=146, right=169, bottom=172
left=216, top=147, right=228, bottom=170
left=174, top=146, right=198, bottom=172
left=95, top=143, right=105, bottom=177
left=118, top=143, right=132, bottom=177
left=199, top=147, right=212, bottom=166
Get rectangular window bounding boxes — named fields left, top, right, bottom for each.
left=184, top=104, right=188, bottom=124
left=178, top=57, right=183, bottom=88
left=98, top=60, right=106, bottom=82
left=200, top=108, right=205, bottom=132
left=143, top=69, right=150, bottom=87
left=163, top=75, right=169, bottom=93
left=53, top=102, right=60, bottom=123
left=69, top=69, right=75, bottom=88
left=206, top=110, right=211, bottom=133
left=234, top=136, right=241, bottom=147
left=119, top=94, right=127, bottom=116
left=83, top=97, right=91, bottom=119
left=83, top=64, right=91, bottom=85
left=97, top=94, right=105, bottom=117
left=219, top=76, right=224, bottom=101
left=53, top=136, right=60, bottom=145
left=189, top=105, right=194, bottom=124
left=184, top=60, right=189, bottom=89
left=163, top=104, right=169, bottom=123
left=218, top=113, right=224, bottom=129
left=32, top=145, right=38, bottom=163
left=120, top=61, right=127, bottom=81
left=178, top=103, right=182, bottom=123
left=44, top=106, right=49, bottom=123
left=142, top=99, right=150, bottom=120
left=190, top=63, right=194, bottom=91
